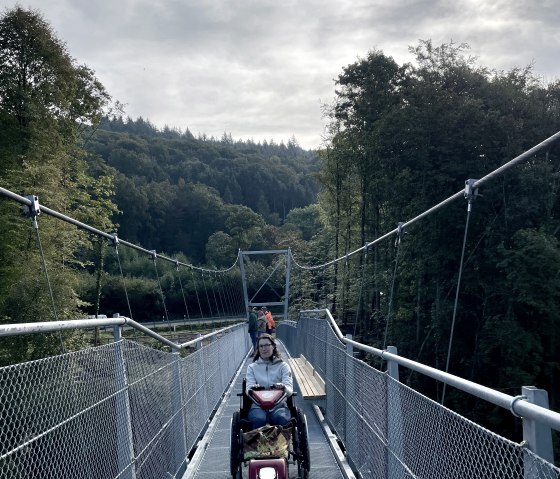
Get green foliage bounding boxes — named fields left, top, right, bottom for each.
left=0, top=6, right=115, bottom=365
left=316, top=40, right=560, bottom=430
left=85, top=117, right=321, bottom=262
left=283, top=204, right=324, bottom=241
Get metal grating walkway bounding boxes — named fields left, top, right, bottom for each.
left=189, top=343, right=345, bottom=478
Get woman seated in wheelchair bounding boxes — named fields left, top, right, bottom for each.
left=246, top=333, right=293, bottom=430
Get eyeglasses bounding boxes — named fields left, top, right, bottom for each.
left=259, top=343, right=273, bottom=349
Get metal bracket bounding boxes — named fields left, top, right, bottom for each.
left=150, top=250, right=158, bottom=261
left=175, top=259, right=180, bottom=270
left=21, top=195, right=41, bottom=228
left=464, top=179, right=479, bottom=201
left=510, top=394, right=527, bottom=418
left=22, top=195, right=40, bottom=217
left=110, top=233, right=119, bottom=247
left=395, top=222, right=406, bottom=246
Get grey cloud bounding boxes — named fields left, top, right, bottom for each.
left=4, top=0, right=560, bottom=149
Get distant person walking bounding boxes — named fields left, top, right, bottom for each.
left=257, top=308, right=267, bottom=338
left=265, top=308, right=276, bottom=337
left=248, top=307, right=258, bottom=349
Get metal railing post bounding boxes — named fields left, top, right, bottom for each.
left=172, top=351, right=188, bottom=476
left=523, top=386, right=554, bottom=479
left=113, top=325, right=136, bottom=479
left=345, top=334, right=354, bottom=449
left=284, top=248, right=291, bottom=321
left=386, top=345, right=404, bottom=479
left=325, top=316, right=332, bottom=421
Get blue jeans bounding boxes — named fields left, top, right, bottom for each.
left=249, top=331, right=257, bottom=348
left=248, top=406, right=291, bottom=429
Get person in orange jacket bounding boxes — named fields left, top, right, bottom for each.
left=264, top=307, right=275, bottom=336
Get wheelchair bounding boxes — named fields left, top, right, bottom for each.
left=230, top=378, right=310, bottom=479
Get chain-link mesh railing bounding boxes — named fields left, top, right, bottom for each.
left=277, top=313, right=560, bottom=479
left=0, top=323, right=250, bottom=479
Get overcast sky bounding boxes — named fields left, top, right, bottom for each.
left=3, top=0, right=559, bottom=149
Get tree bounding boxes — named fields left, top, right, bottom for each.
left=319, top=40, right=560, bottom=427
left=283, top=204, right=323, bottom=241
left=0, top=6, right=114, bottom=364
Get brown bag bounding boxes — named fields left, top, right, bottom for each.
left=242, top=425, right=292, bottom=460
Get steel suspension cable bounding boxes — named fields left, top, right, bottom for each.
left=289, top=131, right=560, bottom=273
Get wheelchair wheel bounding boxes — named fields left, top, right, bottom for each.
left=295, top=408, right=310, bottom=478
left=230, top=411, right=242, bottom=478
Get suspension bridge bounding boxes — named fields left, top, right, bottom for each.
left=1, top=131, right=560, bottom=478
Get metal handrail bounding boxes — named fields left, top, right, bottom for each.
left=302, top=308, right=560, bottom=432
left=0, top=315, right=245, bottom=351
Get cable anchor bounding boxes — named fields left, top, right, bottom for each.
left=110, top=232, right=119, bottom=247
left=395, top=222, right=406, bottom=246
left=150, top=250, right=158, bottom=261
left=21, top=195, right=41, bottom=228
left=464, top=179, right=479, bottom=211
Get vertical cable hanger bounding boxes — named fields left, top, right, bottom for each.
left=227, top=271, right=239, bottom=316
left=190, top=267, right=204, bottom=319
left=22, top=195, right=65, bottom=353
left=342, top=254, right=349, bottom=326
left=323, top=266, right=328, bottom=309
left=382, top=222, right=406, bottom=351
left=210, top=271, right=222, bottom=318
left=175, top=260, right=191, bottom=323
left=201, top=271, right=213, bottom=318
left=110, top=234, right=139, bottom=342
left=222, top=271, right=234, bottom=316
left=442, top=179, right=479, bottom=405
left=353, top=244, right=368, bottom=338
left=215, top=271, right=228, bottom=317
left=151, top=250, right=172, bottom=336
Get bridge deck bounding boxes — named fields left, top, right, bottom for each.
left=190, top=343, right=344, bottom=478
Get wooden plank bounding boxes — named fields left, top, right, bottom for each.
left=288, top=357, right=325, bottom=400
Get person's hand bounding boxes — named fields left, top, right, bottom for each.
left=272, top=383, right=285, bottom=390
left=251, top=383, right=262, bottom=390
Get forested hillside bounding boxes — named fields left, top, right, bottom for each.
left=85, top=117, right=320, bottom=262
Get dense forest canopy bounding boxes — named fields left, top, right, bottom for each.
left=85, top=116, right=321, bottom=262
left=310, top=42, right=560, bottom=441
left=0, top=6, right=559, bottom=455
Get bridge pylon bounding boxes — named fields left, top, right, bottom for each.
left=238, top=248, right=291, bottom=321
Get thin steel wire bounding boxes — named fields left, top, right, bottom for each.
left=176, top=265, right=191, bottom=321
left=31, top=219, right=65, bottom=353
left=442, top=199, right=473, bottom=405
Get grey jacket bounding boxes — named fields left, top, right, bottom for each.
left=246, top=356, right=293, bottom=397
left=257, top=313, right=267, bottom=332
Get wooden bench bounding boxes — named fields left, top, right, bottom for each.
left=288, top=355, right=326, bottom=401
